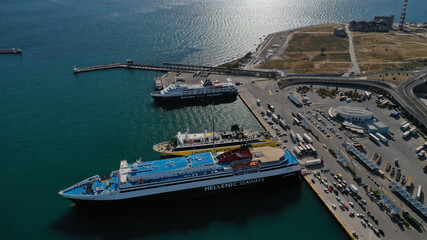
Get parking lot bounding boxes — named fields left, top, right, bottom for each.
left=239, top=80, right=426, bottom=240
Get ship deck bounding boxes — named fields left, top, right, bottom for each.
left=64, top=175, right=119, bottom=196
left=251, top=147, right=298, bottom=165
left=129, top=152, right=215, bottom=177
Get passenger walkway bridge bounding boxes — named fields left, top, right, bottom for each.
left=73, top=61, right=278, bottom=78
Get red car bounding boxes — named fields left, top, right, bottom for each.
left=344, top=205, right=349, bottom=210
left=328, top=187, right=333, bottom=192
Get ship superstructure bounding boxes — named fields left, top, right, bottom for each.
left=59, top=146, right=301, bottom=203
left=154, top=125, right=276, bottom=157
left=151, top=79, right=237, bottom=101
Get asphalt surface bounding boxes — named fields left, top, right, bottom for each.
left=396, top=68, right=427, bottom=128
left=236, top=79, right=426, bottom=240
left=278, top=75, right=427, bottom=134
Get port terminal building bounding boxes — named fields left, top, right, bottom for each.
left=329, top=106, right=389, bottom=134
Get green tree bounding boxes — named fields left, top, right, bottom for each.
left=320, top=47, right=326, bottom=56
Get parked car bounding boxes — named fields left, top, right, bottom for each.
left=352, top=231, right=358, bottom=238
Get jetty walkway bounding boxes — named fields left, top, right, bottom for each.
left=73, top=60, right=278, bottom=78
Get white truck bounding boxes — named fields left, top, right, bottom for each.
left=296, top=133, right=304, bottom=143
left=293, top=146, right=301, bottom=156
left=365, top=91, right=371, bottom=99
left=305, top=159, right=323, bottom=166
left=375, top=133, right=388, bottom=144
left=349, top=184, right=358, bottom=194
left=290, top=130, right=296, bottom=143
left=401, top=123, right=411, bottom=131
left=279, top=119, right=288, bottom=130
left=272, top=114, right=279, bottom=123
left=415, top=145, right=425, bottom=153
left=416, top=185, right=422, bottom=200
left=303, top=133, right=313, bottom=144
left=403, top=131, right=411, bottom=138
left=369, top=133, right=380, bottom=143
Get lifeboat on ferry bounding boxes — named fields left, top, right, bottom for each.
left=233, top=164, right=246, bottom=169
left=247, top=162, right=259, bottom=167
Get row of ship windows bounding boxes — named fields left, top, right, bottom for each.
left=131, top=167, right=216, bottom=178
left=130, top=170, right=217, bottom=181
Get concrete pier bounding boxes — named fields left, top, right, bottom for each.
left=73, top=63, right=172, bottom=74
left=72, top=61, right=278, bottom=78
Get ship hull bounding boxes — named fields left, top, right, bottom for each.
left=156, top=140, right=277, bottom=157
left=151, top=91, right=237, bottom=102
left=65, top=167, right=300, bottom=205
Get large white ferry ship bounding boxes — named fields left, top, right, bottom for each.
left=59, top=146, right=301, bottom=204
left=153, top=125, right=276, bottom=157
left=151, top=79, right=238, bottom=101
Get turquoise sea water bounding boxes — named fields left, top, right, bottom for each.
left=0, top=0, right=425, bottom=239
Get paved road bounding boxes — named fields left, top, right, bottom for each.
left=237, top=81, right=424, bottom=240
left=344, top=24, right=361, bottom=77
left=244, top=29, right=297, bottom=70
left=397, top=68, right=427, bottom=127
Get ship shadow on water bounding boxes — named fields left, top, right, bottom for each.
left=51, top=177, right=302, bottom=240
left=153, top=96, right=237, bottom=111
